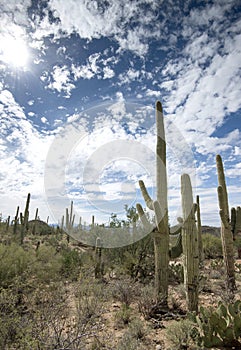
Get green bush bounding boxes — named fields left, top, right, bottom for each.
left=166, top=318, right=197, bottom=349
left=61, top=247, right=82, bottom=280
left=202, top=233, right=223, bottom=259
left=0, top=243, right=34, bottom=287
left=33, top=245, right=62, bottom=283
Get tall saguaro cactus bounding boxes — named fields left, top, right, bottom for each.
left=216, top=155, right=236, bottom=292
left=137, top=101, right=169, bottom=307
left=196, top=195, right=203, bottom=263
left=20, top=193, right=30, bottom=245
left=181, top=174, right=199, bottom=312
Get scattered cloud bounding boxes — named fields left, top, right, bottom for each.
left=44, top=65, right=75, bottom=97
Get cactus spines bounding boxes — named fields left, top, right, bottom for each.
left=216, top=154, right=236, bottom=292
left=181, top=174, right=199, bottom=312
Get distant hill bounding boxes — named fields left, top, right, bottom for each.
left=28, top=219, right=54, bottom=235
left=201, top=225, right=220, bottom=237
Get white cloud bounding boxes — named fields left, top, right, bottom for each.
left=103, top=66, right=115, bottom=79
left=41, top=117, right=48, bottom=124
left=45, top=65, right=75, bottom=97
left=47, top=0, right=162, bottom=56
left=146, top=89, right=161, bottom=98
left=0, top=87, right=54, bottom=218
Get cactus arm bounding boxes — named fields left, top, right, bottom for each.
left=153, top=200, right=164, bottom=232
left=136, top=203, right=153, bottom=232
left=170, top=224, right=182, bottom=235
left=138, top=180, right=154, bottom=210
left=169, top=233, right=183, bottom=258
left=216, top=155, right=229, bottom=216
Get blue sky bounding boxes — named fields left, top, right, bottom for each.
left=0, top=0, right=241, bottom=227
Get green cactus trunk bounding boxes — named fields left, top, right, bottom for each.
left=181, top=174, right=199, bottom=312
left=216, top=155, right=236, bottom=292
left=20, top=193, right=30, bottom=245
left=196, top=195, right=204, bottom=263
left=32, top=208, right=38, bottom=235
left=137, top=101, right=169, bottom=308
left=94, top=237, right=103, bottom=279
left=13, top=206, right=19, bottom=235
left=155, top=101, right=169, bottom=306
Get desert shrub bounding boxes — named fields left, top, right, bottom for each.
left=0, top=288, right=22, bottom=348
left=60, top=247, right=82, bottom=280
left=33, top=244, right=62, bottom=283
left=103, top=234, right=154, bottom=281
left=75, top=277, right=105, bottom=322
left=0, top=243, right=34, bottom=287
left=137, top=284, right=156, bottom=320
left=202, top=233, right=223, bottom=259
left=111, top=278, right=137, bottom=307
left=125, top=318, right=148, bottom=340
left=166, top=318, right=197, bottom=350
left=116, top=331, right=146, bottom=350
left=114, top=304, right=132, bottom=327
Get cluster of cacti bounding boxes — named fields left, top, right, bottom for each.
left=136, top=101, right=200, bottom=311
left=192, top=300, right=241, bottom=347
left=61, top=201, right=75, bottom=241
left=216, top=155, right=236, bottom=292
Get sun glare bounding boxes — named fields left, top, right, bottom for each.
left=0, top=36, right=29, bottom=68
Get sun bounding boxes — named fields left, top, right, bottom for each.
left=0, top=36, right=29, bottom=68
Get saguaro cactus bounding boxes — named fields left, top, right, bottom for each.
left=231, top=206, right=241, bottom=236
left=137, top=101, right=169, bottom=307
left=20, top=193, right=30, bottom=244
left=181, top=174, right=199, bottom=312
left=196, top=195, right=203, bottom=263
left=94, top=237, right=104, bottom=279
left=231, top=206, right=241, bottom=258
left=13, top=206, right=19, bottom=235
left=216, top=155, right=236, bottom=292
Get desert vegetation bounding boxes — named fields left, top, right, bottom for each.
left=1, top=101, right=241, bottom=349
